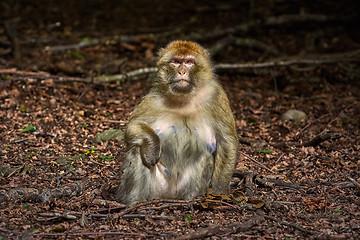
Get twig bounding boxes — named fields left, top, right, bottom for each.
left=112, top=199, right=192, bottom=221
left=37, top=212, right=77, bottom=222
left=239, top=151, right=274, bottom=173
left=348, top=177, right=360, bottom=189
left=45, top=38, right=101, bottom=52
left=0, top=181, right=85, bottom=204
left=32, top=231, right=155, bottom=238
left=259, top=213, right=311, bottom=234
left=275, top=153, right=285, bottom=164
left=239, top=131, right=341, bottom=149
left=256, top=177, right=302, bottom=190
left=296, top=114, right=330, bottom=137
left=6, top=166, right=23, bottom=178
left=302, top=132, right=341, bottom=147
left=320, top=103, right=356, bottom=135
left=113, top=213, right=174, bottom=221
left=178, top=214, right=265, bottom=239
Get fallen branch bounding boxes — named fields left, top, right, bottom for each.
left=32, top=231, right=155, bottom=239
left=0, top=181, right=84, bottom=204
left=37, top=211, right=174, bottom=223
left=188, top=14, right=353, bottom=41
left=40, top=14, right=354, bottom=53
left=256, top=177, right=302, bottom=190
left=301, top=132, right=341, bottom=147
left=232, top=170, right=301, bottom=190
left=1, top=49, right=359, bottom=83
left=178, top=214, right=265, bottom=239
left=259, top=213, right=311, bottom=234
left=45, top=35, right=150, bottom=52
left=239, top=132, right=341, bottom=148
left=111, top=199, right=193, bottom=221
left=215, top=48, right=360, bottom=71
left=93, top=67, right=157, bottom=83
left=210, top=36, right=280, bottom=56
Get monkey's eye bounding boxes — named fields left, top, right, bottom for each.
left=170, top=59, right=181, bottom=66
left=185, top=59, right=195, bottom=66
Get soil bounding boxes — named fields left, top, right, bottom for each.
left=0, top=1, right=359, bottom=239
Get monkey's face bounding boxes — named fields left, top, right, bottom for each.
left=168, top=55, right=196, bottom=93
left=156, top=41, right=213, bottom=97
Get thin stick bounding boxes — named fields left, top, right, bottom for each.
left=239, top=151, right=274, bottom=173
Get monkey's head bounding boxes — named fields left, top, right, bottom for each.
left=155, top=41, right=214, bottom=97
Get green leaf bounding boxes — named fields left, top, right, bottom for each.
left=20, top=105, right=27, bottom=112
left=71, top=51, right=85, bottom=60
left=22, top=205, right=30, bottom=210
left=98, top=154, right=114, bottom=162
left=185, top=213, right=191, bottom=223
left=334, top=208, right=342, bottom=214
left=82, top=37, right=91, bottom=42
left=259, top=149, right=273, bottom=154
left=82, top=123, right=88, bottom=129
left=25, top=152, right=36, bottom=158
left=69, top=166, right=75, bottom=170
left=2, top=145, right=10, bottom=150
left=21, top=125, right=36, bottom=133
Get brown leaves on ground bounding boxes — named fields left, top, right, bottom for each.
left=1, top=1, right=360, bottom=239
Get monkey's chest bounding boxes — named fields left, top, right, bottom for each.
left=152, top=120, right=216, bottom=165
left=151, top=120, right=216, bottom=199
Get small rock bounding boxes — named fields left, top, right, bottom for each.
left=94, top=129, right=124, bottom=143
left=281, top=109, right=307, bottom=121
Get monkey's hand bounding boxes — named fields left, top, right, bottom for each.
left=140, top=134, right=161, bottom=168
left=126, top=121, right=161, bottom=168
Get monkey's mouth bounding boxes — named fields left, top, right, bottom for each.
left=170, top=79, right=193, bottom=93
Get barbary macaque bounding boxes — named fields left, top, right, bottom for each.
left=116, top=40, right=238, bottom=205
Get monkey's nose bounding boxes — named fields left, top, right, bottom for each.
left=178, top=65, right=187, bottom=76
left=178, top=69, right=186, bottom=75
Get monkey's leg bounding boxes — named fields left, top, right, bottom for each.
left=176, top=154, right=214, bottom=199
left=116, top=147, right=154, bottom=205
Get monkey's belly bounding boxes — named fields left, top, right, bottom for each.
left=152, top=123, right=216, bottom=199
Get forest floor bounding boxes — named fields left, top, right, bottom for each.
left=0, top=1, right=360, bottom=239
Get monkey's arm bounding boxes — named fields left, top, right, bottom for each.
left=211, top=132, right=238, bottom=193
left=210, top=92, right=238, bottom=194
left=125, top=121, right=161, bottom=168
